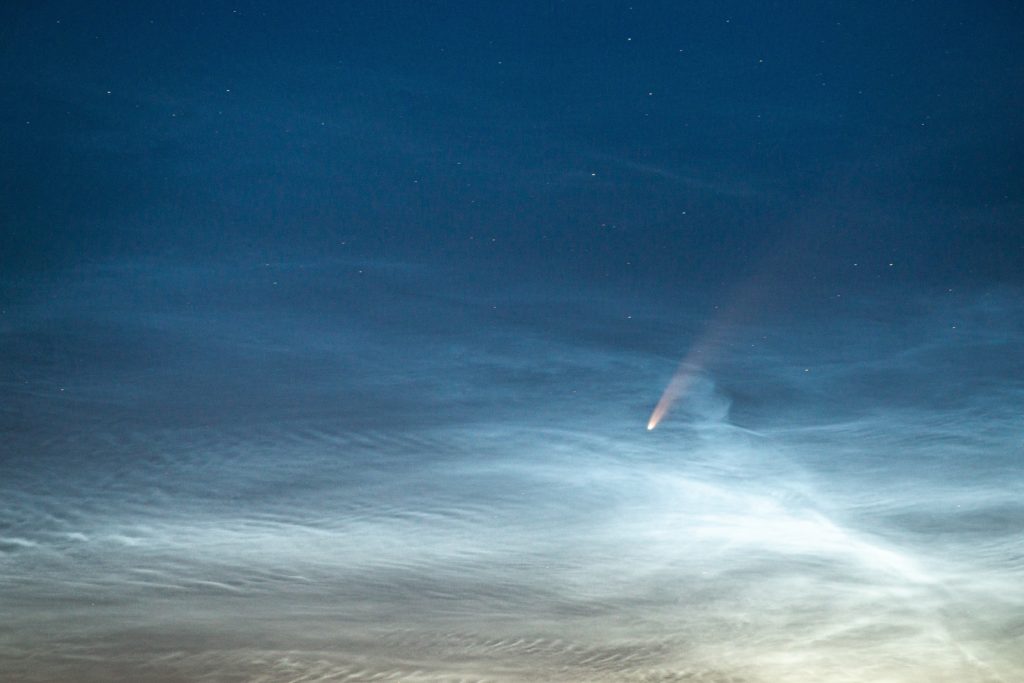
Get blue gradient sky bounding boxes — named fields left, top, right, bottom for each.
left=2, top=2, right=1023, bottom=681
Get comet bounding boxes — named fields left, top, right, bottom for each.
left=646, top=312, right=734, bottom=430
left=646, top=347, right=710, bottom=430
left=646, top=367, right=696, bottom=430
left=645, top=208, right=827, bottom=431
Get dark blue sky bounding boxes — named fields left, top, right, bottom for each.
left=4, top=1, right=1022, bottom=289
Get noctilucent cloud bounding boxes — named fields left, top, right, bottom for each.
left=2, top=2, right=1023, bottom=682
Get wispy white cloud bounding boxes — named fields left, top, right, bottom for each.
left=1, top=262, right=1022, bottom=682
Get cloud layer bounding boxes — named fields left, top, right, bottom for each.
left=2, top=259, right=1021, bottom=682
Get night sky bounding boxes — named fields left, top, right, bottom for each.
left=2, top=2, right=1024, bottom=681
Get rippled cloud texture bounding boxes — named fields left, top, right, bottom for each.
left=2, top=259, right=1021, bottom=682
